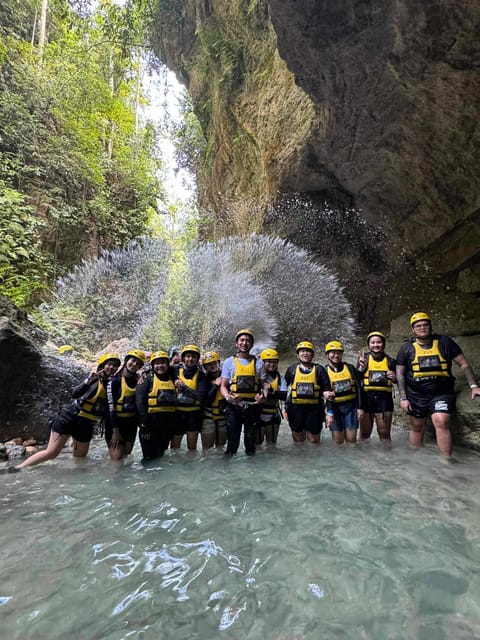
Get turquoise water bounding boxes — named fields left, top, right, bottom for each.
left=1, top=425, right=480, bottom=640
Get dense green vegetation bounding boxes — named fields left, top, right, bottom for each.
left=0, top=0, right=163, bottom=307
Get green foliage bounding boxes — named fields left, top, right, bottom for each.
left=0, top=184, right=51, bottom=306
left=0, top=0, right=39, bottom=40
left=171, top=96, right=206, bottom=174
left=0, top=0, right=163, bottom=309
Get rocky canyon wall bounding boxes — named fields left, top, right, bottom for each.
left=150, top=0, right=480, bottom=332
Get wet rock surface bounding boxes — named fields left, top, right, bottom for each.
left=0, top=298, right=86, bottom=442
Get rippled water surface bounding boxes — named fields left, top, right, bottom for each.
left=2, top=427, right=480, bottom=640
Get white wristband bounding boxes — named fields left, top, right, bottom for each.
left=470, top=384, right=478, bottom=389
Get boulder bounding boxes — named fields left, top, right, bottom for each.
left=0, top=306, right=86, bottom=442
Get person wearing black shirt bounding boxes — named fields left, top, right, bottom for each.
left=396, top=312, right=480, bottom=456
left=284, top=341, right=329, bottom=444
left=18, top=353, right=120, bottom=468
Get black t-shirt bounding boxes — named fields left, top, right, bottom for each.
left=285, top=363, right=329, bottom=387
left=396, top=333, right=462, bottom=394
left=285, top=362, right=330, bottom=405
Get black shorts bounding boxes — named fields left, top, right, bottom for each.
left=50, top=404, right=95, bottom=443
left=105, top=417, right=138, bottom=445
left=149, top=411, right=178, bottom=434
left=287, top=404, right=324, bottom=435
left=363, top=391, right=394, bottom=414
left=407, top=391, right=456, bottom=419
left=175, top=410, right=203, bottom=435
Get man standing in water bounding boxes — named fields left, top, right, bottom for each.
left=396, top=312, right=480, bottom=456
left=220, top=329, right=269, bottom=455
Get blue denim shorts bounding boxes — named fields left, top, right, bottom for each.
left=331, top=402, right=359, bottom=432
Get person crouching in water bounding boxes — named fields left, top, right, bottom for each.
left=284, top=341, right=329, bottom=444
left=258, top=348, right=287, bottom=445
left=18, top=353, right=120, bottom=468
left=357, top=331, right=397, bottom=442
left=201, top=350, right=227, bottom=449
left=172, top=344, right=209, bottom=451
left=324, top=341, right=363, bottom=444
left=136, top=351, right=178, bottom=460
left=105, top=349, right=145, bottom=460
left=220, top=329, right=269, bottom=456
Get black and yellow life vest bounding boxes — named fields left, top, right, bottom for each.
left=291, top=365, right=320, bottom=405
left=411, top=340, right=449, bottom=379
left=77, top=382, right=107, bottom=421
left=177, top=368, right=201, bottom=412
left=327, top=364, right=356, bottom=403
left=262, top=373, right=280, bottom=414
left=114, top=376, right=137, bottom=418
left=363, top=354, right=393, bottom=393
left=204, top=385, right=226, bottom=422
left=230, top=356, right=258, bottom=399
left=148, top=374, right=176, bottom=413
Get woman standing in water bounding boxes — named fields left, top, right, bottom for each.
left=172, top=344, right=209, bottom=451
left=105, top=349, right=145, bottom=460
left=18, top=353, right=121, bottom=468
left=357, top=331, right=397, bottom=442
left=201, top=350, right=228, bottom=449
left=324, top=341, right=362, bottom=445
left=258, top=348, right=288, bottom=445
left=284, top=341, right=329, bottom=444
left=136, top=350, right=178, bottom=460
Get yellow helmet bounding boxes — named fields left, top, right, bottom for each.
left=97, top=353, right=121, bottom=370
left=150, top=350, right=169, bottom=364
left=260, top=348, right=279, bottom=361
left=58, top=344, right=73, bottom=355
left=202, top=350, right=220, bottom=364
left=296, top=341, right=314, bottom=353
left=125, top=349, right=146, bottom=365
left=325, top=340, right=344, bottom=353
left=367, top=331, right=386, bottom=344
left=235, top=328, right=254, bottom=343
left=181, top=344, right=201, bottom=358
left=410, top=312, right=431, bottom=326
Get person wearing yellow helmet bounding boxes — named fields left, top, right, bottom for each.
left=220, top=329, right=270, bottom=455
left=258, top=348, right=287, bottom=445
left=396, top=312, right=480, bottom=456
left=105, top=349, right=145, bottom=460
left=18, top=354, right=120, bottom=469
left=172, top=344, right=209, bottom=451
left=357, top=332, right=397, bottom=442
left=96, top=353, right=122, bottom=371
left=324, top=340, right=363, bottom=444
left=201, top=351, right=227, bottom=449
left=135, top=350, right=178, bottom=460
left=284, top=341, right=330, bottom=444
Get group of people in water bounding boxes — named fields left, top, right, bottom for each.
left=17, top=311, right=480, bottom=469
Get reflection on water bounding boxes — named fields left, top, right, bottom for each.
left=1, top=426, right=480, bottom=640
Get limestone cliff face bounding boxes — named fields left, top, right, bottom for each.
left=151, top=0, right=480, bottom=332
